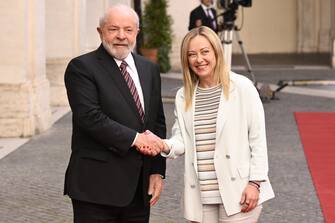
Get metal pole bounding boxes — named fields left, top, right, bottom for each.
left=234, top=28, right=256, bottom=83
left=223, top=30, right=234, bottom=71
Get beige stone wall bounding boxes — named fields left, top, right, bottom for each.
left=32, top=78, right=51, bottom=134
left=0, top=83, right=35, bottom=137
left=46, top=58, right=69, bottom=106
left=318, top=0, right=332, bottom=52
left=297, top=0, right=332, bottom=53
left=0, top=2, right=27, bottom=83
left=233, top=0, right=297, bottom=53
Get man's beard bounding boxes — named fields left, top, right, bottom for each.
left=102, top=39, right=136, bottom=60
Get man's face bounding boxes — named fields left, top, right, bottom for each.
left=98, top=10, right=139, bottom=60
left=201, top=0, right=212, bottom=7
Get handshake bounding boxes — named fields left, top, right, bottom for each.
left=134, top=130, right=169, bottom=156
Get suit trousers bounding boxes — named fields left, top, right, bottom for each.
left=192, top=204, right=262, bottom=223
left=71, top=172, right=150, bottom=223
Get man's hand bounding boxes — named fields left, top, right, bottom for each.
left=195, top=19, right=202, bottom=27
left=148, top=174, right=163, bottom=206
left=134, top=131, right=164, bottom=156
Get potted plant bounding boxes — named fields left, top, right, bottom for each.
left=140, top=0, right=173, bottom=72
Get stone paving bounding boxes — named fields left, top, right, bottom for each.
left=0, top=67, right=334, bottom=223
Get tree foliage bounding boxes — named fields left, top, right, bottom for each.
left=142, top=0, right=173, bottom=72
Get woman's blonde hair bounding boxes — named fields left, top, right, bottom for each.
left=180, top=26, right=230, bottom=110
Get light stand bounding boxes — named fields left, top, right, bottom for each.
left=218, top=3, right=285, bottom=101
left=218, top=3, right=256, bottom=83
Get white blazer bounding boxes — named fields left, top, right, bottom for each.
left=162, top=72, right=275, bottom=222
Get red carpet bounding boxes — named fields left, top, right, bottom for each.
left=295, top=112, right=335, bottom=223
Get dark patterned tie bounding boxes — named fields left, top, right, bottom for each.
left=120, top=61, right=145, bottom=123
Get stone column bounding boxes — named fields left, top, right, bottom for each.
left=297, top=0, right=319, bottom=52
left=0, top=0, right=51, bottom=137
left=109, top=0, right=131, bottom=6
left=45, top=0, right=85, bottom=106
left=83, top=0, right=108, bottom=52
left=297, top=0, right=332, bottom=54
left=318, top=0, right=331, bottom=52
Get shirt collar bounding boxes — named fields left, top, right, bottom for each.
left=114, top=53, right=136, bottom=73
left=201, top=3, right=212, bottom=11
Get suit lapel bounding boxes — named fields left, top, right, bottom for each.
left=216, top=79, right=236, bottom=137
left=216, top=93, right=227, bottom=138
left=96, top=46, right=142, bottom=122
left=184, top=85, right=196, bottom=139
left=199, top=6, right=208, bottom=20
left=179, top=85, right=197, bottom=175
left=182, top=98, right=194, bottom=141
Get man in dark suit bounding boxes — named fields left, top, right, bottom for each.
left=189, top=0, right=218, bottom=32
left=64, top=4, right=166, bottom=223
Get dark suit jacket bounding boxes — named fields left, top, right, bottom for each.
left=189, top=5, right=218, bottom=32
left=64, top=45, right=166, bottom=207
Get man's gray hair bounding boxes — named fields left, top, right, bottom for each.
left=99, top=4, right=139, bottom=28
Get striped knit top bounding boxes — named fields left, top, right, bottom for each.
left=194, top=84, right=223, bottom=204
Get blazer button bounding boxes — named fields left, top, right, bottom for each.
left=190, top=184, right=196, bottom=188
left=226, top=155, right=231, bottom=159
left=231, top=177, right=236, bottom=181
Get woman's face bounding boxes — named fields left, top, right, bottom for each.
left=187, top=35, right=216, bottom=82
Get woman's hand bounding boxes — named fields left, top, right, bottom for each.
left=240, top=183, right=260, bottom=212
left=161, top=141, right=170, bottom=154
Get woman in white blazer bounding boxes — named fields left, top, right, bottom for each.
left=160, top=27, right=275, bottom=222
